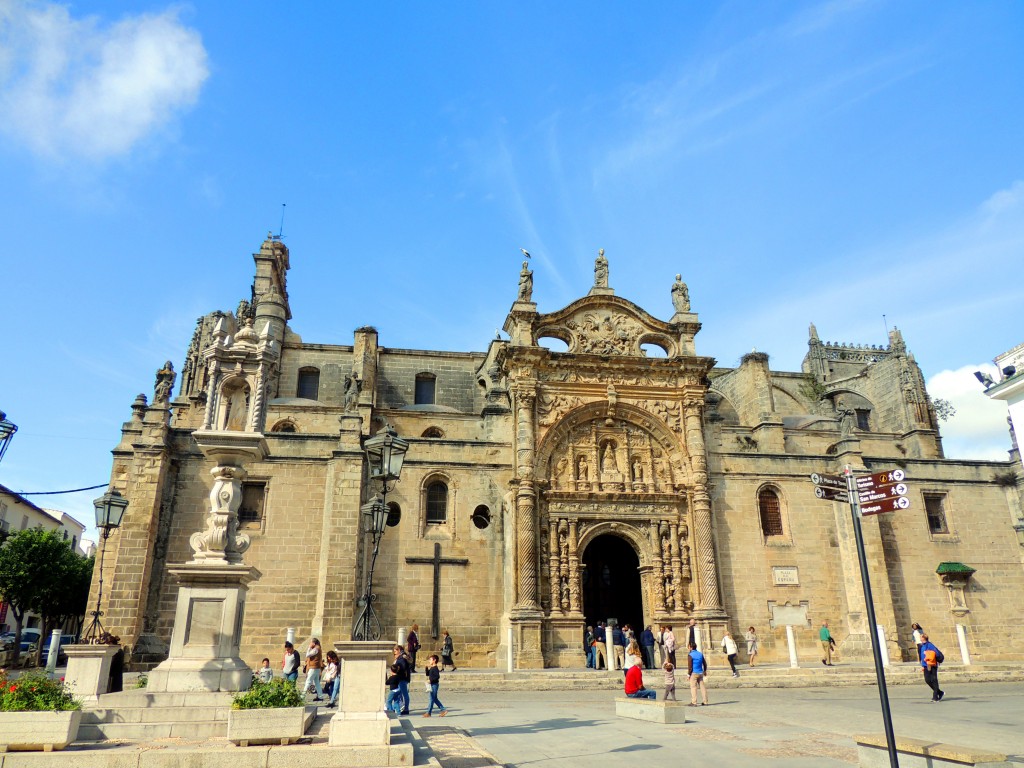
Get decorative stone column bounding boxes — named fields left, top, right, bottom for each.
left=684, top=400, right=724, bottom=616
left=511, top=379, right=544, bottom=667
left=146, top=431, right=266, bottom=692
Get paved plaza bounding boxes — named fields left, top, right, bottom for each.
left=415, top=682, right=1024, bottom=767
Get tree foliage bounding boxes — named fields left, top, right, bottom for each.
left=933, top=398, right=957, bottom=423
left=0, top=528, right=93, bottom=664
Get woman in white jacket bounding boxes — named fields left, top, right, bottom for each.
left=721, top=630, right=740, bottom=677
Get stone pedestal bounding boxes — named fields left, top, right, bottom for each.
left=63, top=644, right=121, bottom=700
left=147, top=564, right=260, bottom=692
left=510, top=613, right=544, bottom=669
left=329, top=641, right=394, bottom=747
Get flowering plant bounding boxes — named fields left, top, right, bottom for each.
left=0, top=670, right=80, bottom=712
left=232, top=677, right=303, bottom=710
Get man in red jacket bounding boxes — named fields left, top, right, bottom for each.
left=624, top=662, right=657, bottom=700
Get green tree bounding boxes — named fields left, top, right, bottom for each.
left=0, top=528, right=85, bottom=665
left=32, top=549, right=94, bottom=663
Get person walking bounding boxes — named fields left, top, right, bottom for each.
left=612, top=624, right=627, bottom=670
left=662, top=660, right=677, bottom=701
left=440, top=630, right=457, bottom=671
left=656, top=625, right=667, bottom=666
left=282, top=641, right=301, bottom=683
left=687, top=642, right=709, bottom=706
left=393, top=645, right=412, bottom=715
left=322, top=650, right=340, bottom=708
left=641, top=625, right=656, bottom=669
left=721, top=630, right=740, bottom=677
left=919, top=633, right=945, bottom=702
left=624, top=658, right=657, bottom=699
left=584, top=626, right=596, bottom=669
left=385, top=663, right=403, bottom=716
left=304, top=637, right=324, bottom=701
left=423, top=654, right=448, bottom=716
left=745, top=626, right=759, bottom=667
left=593, top=622, right=608, bottom=670
left=820, top=622, right=835, bottom=666
left=407, top=624, right=422, bottom=673
left=687, top=618, right=698, bottom=649
left=692, top=638, right=708, bottom=708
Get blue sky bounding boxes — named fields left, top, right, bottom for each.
left=1, top=0, right=1022, bottom=539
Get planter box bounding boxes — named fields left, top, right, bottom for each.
left=227, top=706, right=312, bottom=746
left=0, top=710, right=82, bottom=752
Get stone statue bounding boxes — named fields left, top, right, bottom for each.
left=153, top=361, right=176, bottom=404
left=224, top=384, right=250, bottom=431
left=577, top=455, right=589, bottom=482
left=555, top=456, right=569, bottom=486
left=632, top=457, right=644, bottom=483
left=601, top=444, right=618, bottom=473
left=518, top=261, right=533, bottom=302
left=236, top=299, right=252, bottom=324
left=671, top=274, right=690, bottom=313
left=840, top=408, right=856, bottom=438
left=343, top=373, right=361, bottom=412
left=594, top=248, right=608, bottom=288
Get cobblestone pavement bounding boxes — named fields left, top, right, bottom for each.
left=415, top=682, right=1024, bottom=767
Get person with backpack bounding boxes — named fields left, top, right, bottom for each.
left=919, top=633, right=945, bottom=701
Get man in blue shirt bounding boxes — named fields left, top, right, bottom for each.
left=640, top=625, right=656, bottom=669
left=918, top=633, right=944, bottom=702
left=687, top=642, right=709, bottom=706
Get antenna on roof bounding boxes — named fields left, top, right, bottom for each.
left=882, top=313, right=889, bottom=336
left=278, top=203, right=287, bottom=239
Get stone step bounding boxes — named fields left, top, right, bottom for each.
left=83, top=690, right=235, bottom=709
left=82, top=704, right=230, bottom=725
left=77, top=719, right=228, bottom=742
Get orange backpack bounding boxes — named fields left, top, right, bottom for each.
left=923, top=649, right=938, bottom=667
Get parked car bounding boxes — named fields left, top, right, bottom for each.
left=40, top=634, right=79, bottom=666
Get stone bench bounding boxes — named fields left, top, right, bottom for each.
left=614, top=697, right=686, bottom=724
left=856, top=734, right=1011, bottom=768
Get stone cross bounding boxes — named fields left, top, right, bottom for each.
left=405, top=543, right=469, bottom=639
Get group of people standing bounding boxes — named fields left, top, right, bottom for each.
left=262, top=624, right=458, bottom=716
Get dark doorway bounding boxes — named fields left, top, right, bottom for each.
left=581, top=534, right=644, bottom=634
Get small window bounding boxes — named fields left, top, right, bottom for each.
left=239, top=482, right=267, bottom=527
left=386, top=502, right=402, bottom=527
left=855, top=409, right=871, bottom=431
left=471, top=505, right=491, bottom=530
left=271, top=420, right=297, bottom=433
left=63, top=529, right=68, bottom=540
left=72, top=535, right=77, bottom=551
left=415, top=373, right=436, bottom=405
left=758, top=488, right=784, bottom=537
left=924, top=494, right=949, bottom=534
left=20, top=515, right=28, bottom=530
left=422, top=427, right=444, bottom=438
left=426, top=481, right=448, bottom=524
left=297, top=367, right=320, bottom=400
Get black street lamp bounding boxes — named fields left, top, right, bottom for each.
left=354, top=425, right=408, bottom=641
left=82, top=490, right=129, bottom=643
left=0, top=412, right=17, bottom=465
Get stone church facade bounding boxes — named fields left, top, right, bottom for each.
left=93, top=236, right=1024, bottom=670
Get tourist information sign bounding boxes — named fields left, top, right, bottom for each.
left=809, top=466, right=909, bottom=768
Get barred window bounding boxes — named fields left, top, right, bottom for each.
left=758, top=488, right=784, bottom=537
left=239, top=482, right=267, bottom=527
left=297, top=367, right=320, bottom=400
left=426, top=482, right=448, bottom=524
left=924, top=493, right=949, bottom=534
left=415, top=373, right=436, bottom=405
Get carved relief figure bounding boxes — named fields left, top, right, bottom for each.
left=153, top=361, right=176, bottom=404
left=601, top=443, right=618, bottom=474
left=594, top=248, right=608, bottom=288
left=577, top=455, right=589, bottom=482
left=671, top=274, right=690, bottom=313
left=631, top=457, right=644, bottom=483
left=518, top=261, right=533, bottom=302
left=554, top=456, right=569, bottom=488
left=223, top=383, right=250, bottom=431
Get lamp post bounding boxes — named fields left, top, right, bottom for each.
left=354, top=425, right=409, bottom=641
left=82, top=490, right=129, bottom=643
left=0, top=411, right=16, bottom=465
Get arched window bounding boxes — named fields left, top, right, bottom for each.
left=271, top=420, right=297, bottom=433
left=426, top=481, right=448, bottom=524
left=415, top=373, right=436, bottom=405
left=758, top=488, right=784, bottom=538
left=297, top=367, right=320, bottom=400
left=422, top=427, right=444, bottom=438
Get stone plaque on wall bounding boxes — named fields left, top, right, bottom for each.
left=772, top=566, right=799, bottom=586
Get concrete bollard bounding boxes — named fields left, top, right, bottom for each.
left=45, top=630, right=61, bottom=675
left=956, top=624, right=971, bottom=665
left=877, top=625, right=890, bottom=668
left=507, top=626, right=514, bottom=673
left=786, top=625, right=799, bottom=668
left=286, top=627, right=296, bottom=644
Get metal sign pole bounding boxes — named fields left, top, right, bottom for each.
left=844, top=465, right=900, bottom=768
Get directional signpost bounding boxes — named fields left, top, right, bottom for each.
left=810, top=467, right=910, bottom=768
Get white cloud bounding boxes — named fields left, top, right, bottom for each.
left=0, top=1, right=209, bottom=160
left=927, top=364, right=1012, bottom=461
